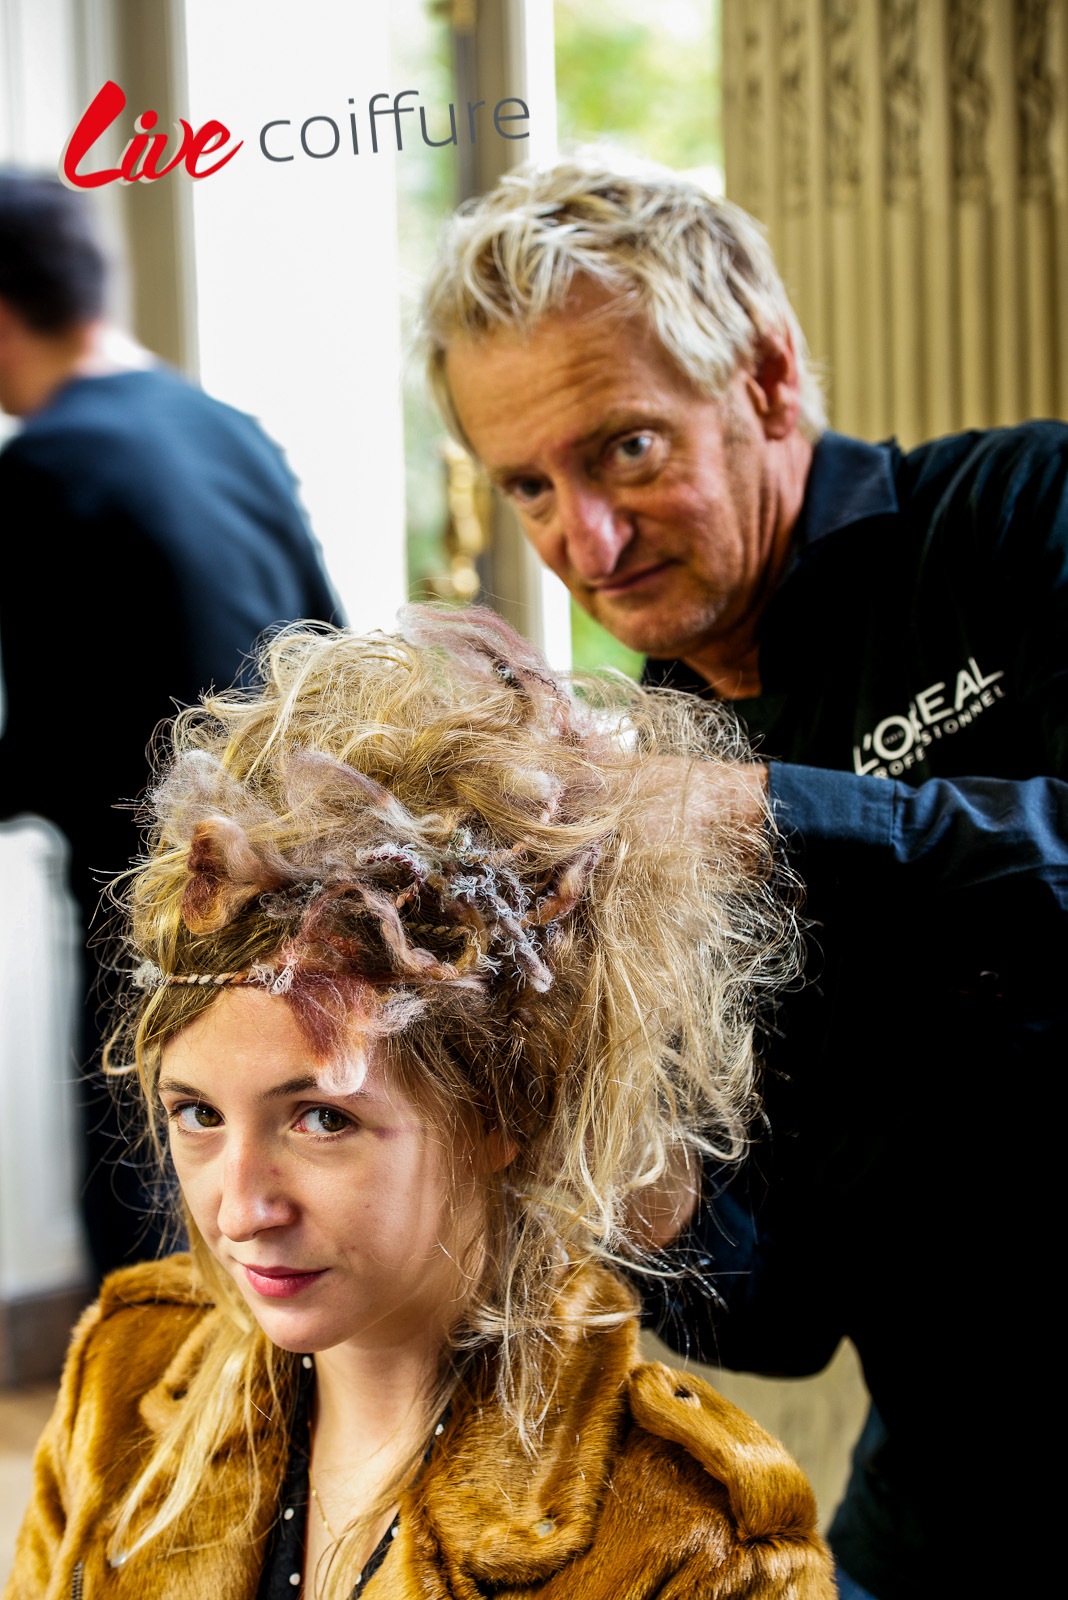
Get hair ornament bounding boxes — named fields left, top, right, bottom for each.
left=154, top=741, right=605, bottom=1002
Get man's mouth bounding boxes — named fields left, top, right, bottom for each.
left=591, top=560, right=672, bottom=598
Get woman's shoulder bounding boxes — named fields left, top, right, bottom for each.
left=73, top=1251, right=211, bottom=1352
left=94, top=1251, right=207, bottom=1314
left=59, top=1253, right=217, bottom=1430
left=625, top=1359, right=819, bottom=1535
left=414, top=1267, right=834, bottom=1596
left=616, top=1359, right=834, bottom=1594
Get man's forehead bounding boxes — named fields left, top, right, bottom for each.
left=444, top=295, right=701, bottom=463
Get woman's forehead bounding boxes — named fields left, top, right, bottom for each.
left=160, top=987, right=379, bottom=1099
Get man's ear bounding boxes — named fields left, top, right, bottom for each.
left=743, top=329, right=803, bottom=441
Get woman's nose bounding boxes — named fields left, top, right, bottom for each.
left=216, top=1144, right=297, bottom=1241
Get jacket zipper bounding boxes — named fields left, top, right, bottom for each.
left=70, top=1561, right=85, bottom=1599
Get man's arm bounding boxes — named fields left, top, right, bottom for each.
left=770, top=763, right=1068, bottom=896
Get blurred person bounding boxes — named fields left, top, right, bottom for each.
left=0, top=171, right=340, bottom=1279
left=5, top=609, right=832, bottom=1599
left=419, top=151, right=1068, bottom=1600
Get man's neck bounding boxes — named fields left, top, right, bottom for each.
left=73, top=323, right=155, bottom=382
left=7, top=322, right=153, bottom=417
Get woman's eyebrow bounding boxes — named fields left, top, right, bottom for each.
left=157, top=1073, right=369, bottom=1104
left=157, top=1077, right=205, bottom=1099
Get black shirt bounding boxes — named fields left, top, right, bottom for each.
left=257, top=1357, right=449, bottom=1599
left=256, top=1358, right=395, bottom=1600
left=642, top=425, right=1068, bottom=1599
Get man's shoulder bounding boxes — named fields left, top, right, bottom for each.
left=0, top=369, right=305, bottom=544
left=4, top=369, right=279, bottom=478
left=899, top=419, right=1068, bottom=496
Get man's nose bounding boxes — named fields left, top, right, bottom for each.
left=556, top=484, right=632, bottom=581
left=216, top=1144, right=296, bottom=1241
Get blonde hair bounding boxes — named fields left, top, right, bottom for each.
left=105, top=605, right=796, bottom=1588
left=419, top=147, right=827, bottom=443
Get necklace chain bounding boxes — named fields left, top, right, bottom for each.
left=308, top=1470, right=336, bottom=1543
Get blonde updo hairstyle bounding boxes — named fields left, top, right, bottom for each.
left=106, top=606, right=793, bottom=1585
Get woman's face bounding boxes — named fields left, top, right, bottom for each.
left=158, top=987, right=481, bottom=1357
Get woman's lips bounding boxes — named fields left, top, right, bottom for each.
left=242, top=1264, right=327, bottom=1299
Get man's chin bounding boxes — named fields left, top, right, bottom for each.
left=587, top=598, right=712, bottom=662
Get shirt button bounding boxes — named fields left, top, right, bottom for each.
left=391, top=1524, right=400, bottom=1538
left=301, top=1356, right=313, bottom=1369
left=289, top=1574, right=301, bottom=1587
left=283, top=1507, right=294, bottom=1520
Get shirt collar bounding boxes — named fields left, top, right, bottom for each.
left=792, top=429, right=899, bottom=552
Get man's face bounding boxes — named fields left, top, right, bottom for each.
left=444, top=284, right=784, bottom=661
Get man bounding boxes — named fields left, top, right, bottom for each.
left=0, top=172, right=341, bottom=1277
left=420, top=154, right=1067, bottom=1599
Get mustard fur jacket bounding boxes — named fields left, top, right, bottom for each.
left=5, top=1257, right=834, bottom=1600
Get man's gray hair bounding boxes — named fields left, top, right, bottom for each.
left=420, top=149, right=827, bottom=442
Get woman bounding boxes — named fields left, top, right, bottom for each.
left=6, top=608, right=832, bottom=1599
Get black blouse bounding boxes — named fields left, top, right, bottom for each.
left=255, top=1357, right=395, bottom=1600
left=256, top=1356, right=449, bottom=1599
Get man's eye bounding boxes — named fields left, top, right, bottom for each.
left=300, top=1106, right=353, bottom=1137
left=172, top=1102, right=222, bottom=1130
left=509, top=476, right=548, bottom=505
left=612, top=433, right=654, bottom=464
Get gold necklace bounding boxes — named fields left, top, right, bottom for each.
left=308, top=1468, right=336, bottom=1542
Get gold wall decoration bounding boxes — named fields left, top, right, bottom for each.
left=949, top=0, right=993, bottom=201
left=723, top=0, right=1068, bottom=444
left=427, top=439, right=491, bottom=603
left=1016, top=0, right=1055, bottom=202
left=781, top=1, right=811, bottom=215
left=826, top=0, right=863, bottom=203
left=882, top=1, right=923, bottom=206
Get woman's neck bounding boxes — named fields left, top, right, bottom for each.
left=303, top=1329, right=445, bottom=1588
left=311, top=1332, right=440, bottom=1469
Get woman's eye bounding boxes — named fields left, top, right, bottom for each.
left=172, top=1102, right=222, bottom=1131
left=300, top=1106, right=353, bottom=1137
